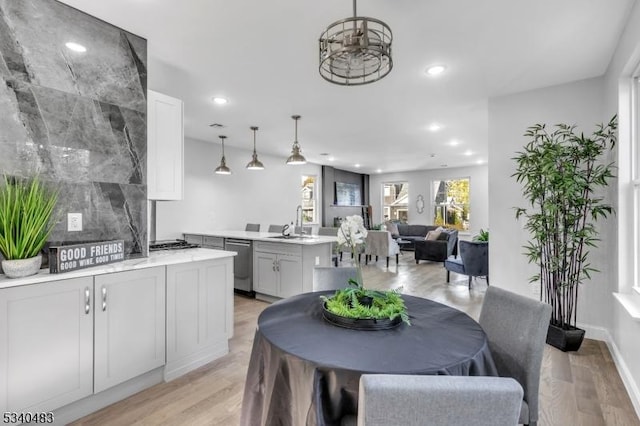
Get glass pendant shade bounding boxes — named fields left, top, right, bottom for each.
left=246, top=126, right=265, bottom=170
left=215, top=135, right=232, bottom=175
left=286, top=115, right=307, bottom=165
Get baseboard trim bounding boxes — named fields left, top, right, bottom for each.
left=578, top=322, right=640, bottom=418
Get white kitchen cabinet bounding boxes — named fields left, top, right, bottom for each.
left=253, top=242, right=303, bottom=298
left=94, top=267, right=166, bottom=393
left=148, top=90, right=184, bottom=200
left=165, top=258, right=234, bottom=380
left=0, top=277, right=94, bottom=413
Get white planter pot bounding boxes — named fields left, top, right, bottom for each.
left=1, top=254, right=43, bottom=278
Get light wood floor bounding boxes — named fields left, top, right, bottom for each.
left=72, top=252, right=640, bottom=426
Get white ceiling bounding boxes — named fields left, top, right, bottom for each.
left=59, top=0, right=635, bottom=174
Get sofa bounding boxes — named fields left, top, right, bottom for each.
left=414, top=228, right=458, bottom=263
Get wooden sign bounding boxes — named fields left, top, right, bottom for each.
left=49, top=240, right=125, bottom=273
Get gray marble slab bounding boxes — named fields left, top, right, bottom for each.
left=0, top=0, right=147, bottom=256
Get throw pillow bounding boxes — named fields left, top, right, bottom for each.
left=385, top=221, right=399, bottom=237
left=425, top=228, right=442, bottom=240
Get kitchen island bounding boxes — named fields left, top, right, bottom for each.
left=183, top=230, right=337, bottom=302
left=0, top=248, right=235, bottom=424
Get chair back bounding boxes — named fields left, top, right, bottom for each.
left=364, top=231, right=399, bottom=257
left=268, top=224, right=283, bottom=233
left=245, top=223, right=260, bottom=232
left=479, top=286, right=552, bottom=426
left=313, top=266, right=358, bottom=291
left=459, top=240, right=488, bottom=277
left=356, top=374, right=523, bottom=426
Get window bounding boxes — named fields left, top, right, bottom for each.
left=382, top=182, right=408, bottom=223
left=301, top=175, right=317, bottom=223
left=432, top=178, right=470, bottom=231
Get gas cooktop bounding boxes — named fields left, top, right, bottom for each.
left=149, top=239, right=200, bottom=251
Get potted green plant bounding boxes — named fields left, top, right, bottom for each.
left=320, top=215, right=410, bottom=329
left=0, top=175, right=59, bottom=278
left=473, top=229, right=489, bottom=242
left=512, top=116, right=616, bottom=351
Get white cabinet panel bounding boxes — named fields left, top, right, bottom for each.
left=165, top=258, right=233, bottom=380
left=0, top=277, right=93, bottom=412
left=94, top=267, right=166, bottom=393
left=278, top=256, right=303, bottom=299
left=254, top=243, right=303, bottom=298
left=148, top=90, right=184, bottom=200
left=254, top=252, right=278, bottom=296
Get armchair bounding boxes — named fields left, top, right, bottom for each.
left=445, top=240, right=488, bottom=289
left=414, top=229, right=458, bottom=263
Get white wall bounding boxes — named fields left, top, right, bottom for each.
left=368, top=165, right=489, bottom=235
left=488, top=76, right=606, bottom=310
left=155, top=137, right=322, bottom=239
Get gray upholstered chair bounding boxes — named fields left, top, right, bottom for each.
left=444, top=240, right=488, bottom=288
left=362, top=230, right=400, bottom=268
left=313, top=266, right=358, bottom=291
left=479, top=286, right=552, bottom=426
left=245, top=223, right=260, bottom=232
left=343, top=374, right=523, bottom=426
left=268, top=224, right=283, bottom=233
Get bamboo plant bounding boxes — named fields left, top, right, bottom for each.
left=0, top=175, right=59, bottom=260
left=512, top=116, right=616, bottom=330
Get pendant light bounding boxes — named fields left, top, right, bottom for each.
left=286, top=115, right=307, bottom=165
left=214, top=135, right=231, bottom=175
left=246, top=126, right=265, bottom=170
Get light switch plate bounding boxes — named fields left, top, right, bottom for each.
left=67, top=213, right=82, bottom=231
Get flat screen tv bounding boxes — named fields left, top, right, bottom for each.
left=335, top=182, right=361, bottom=206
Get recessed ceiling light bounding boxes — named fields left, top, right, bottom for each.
left=320, top=153, right=330, bottom=156
left=426, top=65, right=446, bottom=76
left=376, top=169, right=382, bottom=173
left=477, top=159, right=484, bottom=165
left=440, top=164, right=448, bottom=168
left=430, top=153, right=436, bottom=158
left=354, top=164, right=361, bottom=168
left=328, top=157, right=335, bottom=162
left=464, top=150, right=473, bottom=156
left=65, top=42, right=86, bottom=53
left=449, top=140, right=459, bottom=146
left=212, top=97, right=228, bottom=105
left=428, top=123, right=441, bottom=132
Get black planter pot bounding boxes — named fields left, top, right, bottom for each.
left=322, top=303, right=402, bottom=331
left=546, top=322, right=585, bottom=352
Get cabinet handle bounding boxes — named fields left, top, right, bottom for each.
left=276, top=261, right=280, bottom=272
left=272, top=260, right=276, bottom=271
left=101, top=286, right=107, bottom=311
left=84, top=287, right=91, bottom=314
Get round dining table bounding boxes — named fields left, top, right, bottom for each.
left=240, top=291, right=498, bottom=426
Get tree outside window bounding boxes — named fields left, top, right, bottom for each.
left=301, top=175, right=316, bottom=223
left=432, top=178, right=470, bottom=231
left=382, top=182, right=408, bottom=223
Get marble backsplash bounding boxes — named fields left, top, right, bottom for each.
left=0, top=0, right=147, bottom=256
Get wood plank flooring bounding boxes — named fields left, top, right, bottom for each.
left=72, top=252, right=639, bottom=426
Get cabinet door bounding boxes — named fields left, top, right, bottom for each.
left=166, top=258, right=233, bottom=375
left=148, top=90, right=184, bottom=200
left=0, top=277, right=93, bottom=412
left=94, top=267, right=166, bottom=393
left=254, top=252, right=278, bottom=296
left=278, top=255, right=303, bottom=298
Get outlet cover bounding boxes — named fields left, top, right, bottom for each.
left=67, top=213, right=82, bottom=232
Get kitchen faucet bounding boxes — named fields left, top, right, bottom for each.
left=296, top=205, right=304, bottom=236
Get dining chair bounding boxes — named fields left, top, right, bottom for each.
left=268, top=224, right=283, bottom=233
left=245, top=223, right=260, bottom=232
left=313, top=266, right=358, bottom=291
left=444, top=240, right=488, bottom=288
left=479, top=286, right=552, bottom=426
left=342, top=374, right=523, bottom=426
left=318, top=227, right=340, bottom=266
left=362, top=230, right=400, bottom=268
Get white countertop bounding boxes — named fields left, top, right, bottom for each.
left=0, top=248, right=235, bottom=289
left=185, top=230, right=337, bottom=245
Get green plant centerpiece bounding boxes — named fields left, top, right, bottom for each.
left=320, top=215, right=410, bottom=329
left=0, top=175, right=59, bottom=278
left=473, top=228, right=489, bottom=242
left=512, top=116, right=616, bottom=351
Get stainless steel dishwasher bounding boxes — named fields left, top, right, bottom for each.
left=224, top=238, right=254, bottom=297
